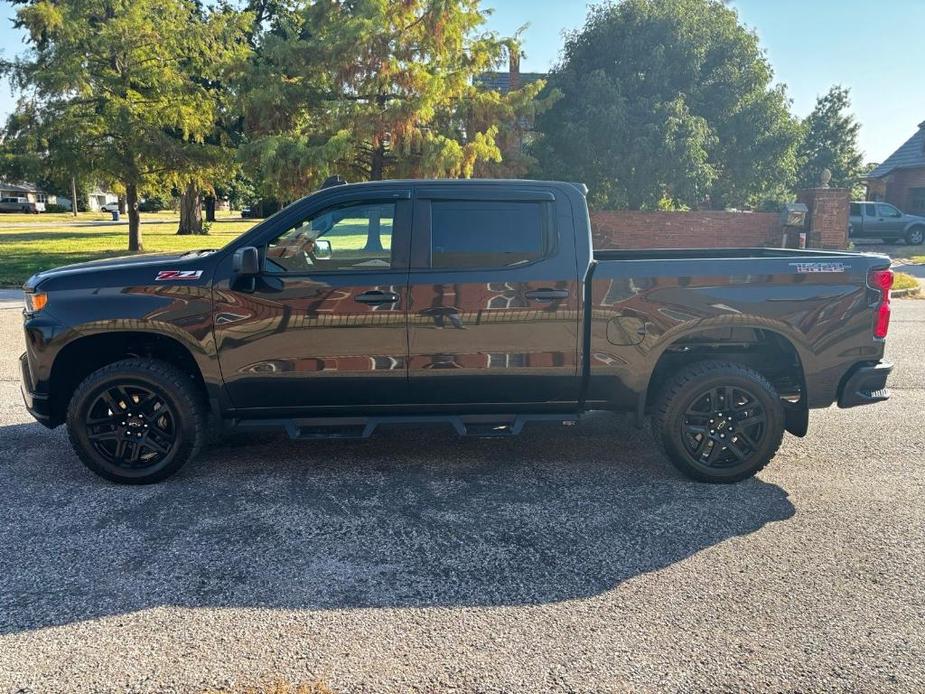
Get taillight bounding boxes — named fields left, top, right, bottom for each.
left=868, top=269, right=893, bottom=339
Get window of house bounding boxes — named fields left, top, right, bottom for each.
left=36, top=192, right=47, bottom=203
left=430, top=200, right=552, bottom=269
left=265, top=201, right=395, bottom=274
left=909, top=187, right=925, bottom=213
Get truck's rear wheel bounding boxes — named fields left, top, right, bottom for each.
left=652, top=361, right=784, bottom=483
left=906, top=226, right=924, bottom=245
left=66, top=359, right=206, bottom=484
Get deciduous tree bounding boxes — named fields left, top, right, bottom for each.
left=531, top=0, right=800, bottom=210
left=797, top=86, right=865, bottom=194
left=5, top=0, right=249, bottom=249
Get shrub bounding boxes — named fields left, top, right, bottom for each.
left=893, top=272, right=919, bottom=291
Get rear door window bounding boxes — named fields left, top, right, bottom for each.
left=430, top=200, right=552, bottom=269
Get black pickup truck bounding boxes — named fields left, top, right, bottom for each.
left=21, top=179, right=894, bottom=484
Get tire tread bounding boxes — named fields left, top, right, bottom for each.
left=66, top=358, right=206, bottom=484
left=651, top=360, right=784, bottom=483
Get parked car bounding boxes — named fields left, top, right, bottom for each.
left=100, top=202, right=120, bottom=214
left=849, top=201, right=925, bottom=245
left=240, top=205, right=261, bottom=219
left=0, top=196, right=43, bottom=213
left=21, top=179, right=894, bottom=485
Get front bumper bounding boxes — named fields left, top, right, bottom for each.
left=837, top=360, right=893, bottom=408
left=20, top=352, right=55, bottom=427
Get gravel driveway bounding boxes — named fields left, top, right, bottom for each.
left=0, top=302, right=923, bottom=693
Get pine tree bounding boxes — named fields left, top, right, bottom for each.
left=239, top=0, right=546, bottom=198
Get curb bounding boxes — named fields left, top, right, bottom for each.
left=892, top=286, right=922, bottom=298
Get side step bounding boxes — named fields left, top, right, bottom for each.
left=233, top=413, right=579, bottom=441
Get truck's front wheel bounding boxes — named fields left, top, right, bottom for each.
left=66, top=359, right=206, bottom=484
left=652, top=361, right=785, bottom=483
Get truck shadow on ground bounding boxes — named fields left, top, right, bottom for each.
left=0, top=412, right=794, bottom=634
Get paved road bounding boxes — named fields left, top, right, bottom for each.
left=0, top=303, right=923, bottom=692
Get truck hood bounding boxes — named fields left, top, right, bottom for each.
left=24, top=250, right=217, bottom=290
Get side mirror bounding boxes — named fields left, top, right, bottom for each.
left=313, top=238, right=333, bottom=259
left=233, top=246, right=260, bottom=276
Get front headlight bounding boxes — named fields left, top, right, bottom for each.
left=24, top=292, right=48, bottom=313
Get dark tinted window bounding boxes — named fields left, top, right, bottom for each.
left=850, top=203, right=862, bottom=216
left=430, top=200, right=551, bottom=269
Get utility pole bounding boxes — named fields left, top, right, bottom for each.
left=70, top=176, right=78, bottom=217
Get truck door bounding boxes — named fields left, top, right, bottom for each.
left=213, top=192, right=412, bottom=409
left=875, top=203, right=905, bottom=237
left=406, top=186, right=581, bottom=406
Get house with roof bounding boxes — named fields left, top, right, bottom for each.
left=0, top=180, right=65, bottom=209
left=866, top=121, right=925, bottom=215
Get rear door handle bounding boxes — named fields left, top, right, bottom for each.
left=355, top=290, right=400, bottom=304
left=525, top=288, right=570, bottom=302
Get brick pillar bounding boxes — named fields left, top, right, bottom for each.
left=797, top=188, right=850, bottom=249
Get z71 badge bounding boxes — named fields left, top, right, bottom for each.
left=155, top=270, right=203, bottom=281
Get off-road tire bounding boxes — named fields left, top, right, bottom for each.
left=651, top=360, right=785, bottom=483
left=66, top=358, right=206, bottom=484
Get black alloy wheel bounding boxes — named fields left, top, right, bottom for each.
left=679, top=385, right=767, bottom=469
left=84, top=383, right=177, bottom=469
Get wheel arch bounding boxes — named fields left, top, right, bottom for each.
left=639, top=320, right=809, bottom=435
left=48, top=328, right=214, bottom=424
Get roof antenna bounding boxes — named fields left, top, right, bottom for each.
left=321, top=175, right=348, bottom=189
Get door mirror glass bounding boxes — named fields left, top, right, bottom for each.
left=313, top=238, right=333, bottom=259
left=233, top=246, right=260, bottom=276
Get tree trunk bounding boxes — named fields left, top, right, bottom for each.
left=205, top=195, right=216, bottom=222
left=365, top=207, right=383, bottom=251
left=177, top=180, right=204, bottom=235
left=370, top=143, right=386, bottom=181
left=70, top=177, right=78, bottom=217
left=126, top=182, right=142, bottom=252
left=117, top=196, right=126, bottom=214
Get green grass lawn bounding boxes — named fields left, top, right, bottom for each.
left=0, top=214, right=391, bottom=286
left=0, top=210, right=182, bottom=224
left=0, top=217, right=258, bottom=286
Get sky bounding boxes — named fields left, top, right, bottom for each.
left=1, top=0, right=923, bottom=163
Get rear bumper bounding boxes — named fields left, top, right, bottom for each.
left=837, top=360, right=893, bottom=408
left=20, top=352, right=55, bottom=427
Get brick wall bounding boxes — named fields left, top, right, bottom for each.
left=881, top=167, right=925, bottom=214
left=589, top=210, right=783, bottom=249
left=797, top=188, right=849, bottom=249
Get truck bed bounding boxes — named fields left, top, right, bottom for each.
left=593, top=247, right=869, bottom=261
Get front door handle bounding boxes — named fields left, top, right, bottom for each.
left=355, top=290, right=400, bottom=305
left=525, top=288, right=569, bottom=302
